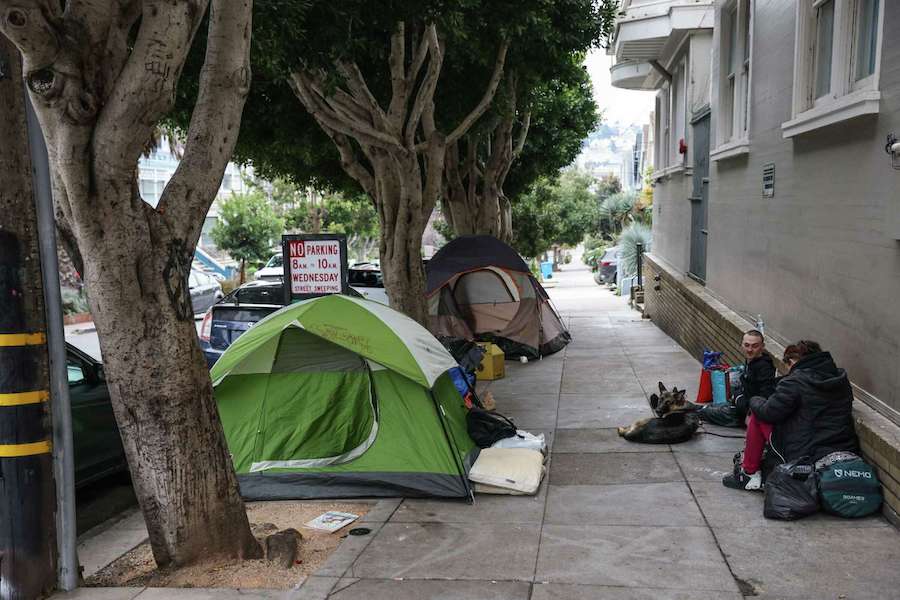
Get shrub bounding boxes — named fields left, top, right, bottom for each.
left=61, top=288, right=89, bottom=316
left=618, top=222, right=652, bottom=277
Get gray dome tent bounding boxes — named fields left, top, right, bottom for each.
left=425, top=235, right=570, bottom=358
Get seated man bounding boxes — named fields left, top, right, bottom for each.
left=723, top=340, right=859, bottom=491
left=701, top=329, right=776, bottom=427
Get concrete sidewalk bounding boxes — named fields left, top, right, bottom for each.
left=61, top=261, right=900, bottom=599
left=294, top=262, right=900, bottom=599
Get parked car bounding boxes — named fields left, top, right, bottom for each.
left=189, top=268, right=223, bottom=315
left=66, top=343, right=127, bottom=487
left=199, top=281, right=364, bottom=367
left=254, top=253, right=284, bottom=282
left=348, top=267, right=390, bottom=305
left=597, top=246, right=621, bottom=285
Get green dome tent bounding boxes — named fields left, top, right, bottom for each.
left=211, top=294, right=477, bottom=500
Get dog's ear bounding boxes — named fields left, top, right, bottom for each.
left=649, top=393, right=659, bottom=411
left=675, top=388, right=686, bottom=401
left=658, top=381, right=667, bottom=394
left=671, top=386, right=679, bottom=394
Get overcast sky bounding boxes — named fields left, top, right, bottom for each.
left=584, top=49, right=655, bottom=127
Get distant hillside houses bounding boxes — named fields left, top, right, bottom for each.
left=575, top=121, right=650, bottom=190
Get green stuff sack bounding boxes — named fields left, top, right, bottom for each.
left=818, top=458, right=883, bottom=518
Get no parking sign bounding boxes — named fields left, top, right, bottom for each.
left=282, top=233, right=349, bottom=303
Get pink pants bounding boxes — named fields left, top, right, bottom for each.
left=742, top=413, right=774, bottom=474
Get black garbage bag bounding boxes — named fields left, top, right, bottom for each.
left=763, top=461, right=819, bottom=520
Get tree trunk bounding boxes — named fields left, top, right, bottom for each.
left=0, top=0, right=260, bottom=567
left=441, top=88, right=530, bottom=242
left=498, top=195, right=513, bottom=243
left=82, top=226, right=260, bottom=566
left=239, top=258, right=246, bottom=284
left=371, top=150, right=437, bottom=323
left=442, top=133, right=504, bottom=238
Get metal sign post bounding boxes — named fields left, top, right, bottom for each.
left=24, top=87, right=78, bottom=593
left=281, top=234, right=349, bottom=305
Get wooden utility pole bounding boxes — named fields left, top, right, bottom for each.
left=0, top=36, right=57, bottom=600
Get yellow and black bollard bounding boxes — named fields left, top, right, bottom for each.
left=0, top=35, right=57, bottom=600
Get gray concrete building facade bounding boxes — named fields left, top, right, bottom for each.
left=611, top=0, right=900, bottom=418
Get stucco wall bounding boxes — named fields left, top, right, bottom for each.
left=650, top=172, right=693, bottom=274
left=650, top=2, right=900, bottom=413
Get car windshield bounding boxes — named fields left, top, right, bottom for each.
left=602, top=248, right=620, bottom=261
left=232, top=285, right=283, bottom=305
left=265, top=254, right=283, bottom=268
left=348, top=269, right=383, bottom=288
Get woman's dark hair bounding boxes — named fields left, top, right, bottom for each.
left=783, top=340, right=822, bottom=363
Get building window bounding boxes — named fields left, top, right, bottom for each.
left=813, top=0, right=835, bottom=101
left=853, top=0, right=879, bottom=86
left=655, top=88, right=669, bottom=170
left=783, top=0, right=883, bottom=137
left=713, top=0, right=752, bottom=157
left=670, top=58, right=686, bottom=167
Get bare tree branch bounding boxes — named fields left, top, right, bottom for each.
left=93, top=0, right=208, bottom=179
left=405, top=25, right=442, bottom=148
left=99, top=0, right=143, bottom=103
left=337, top=60, right=388, bottom=129
left=328, top=131, right=376, bottom=197
left=421, top=136, right=445, bottom=222
left=291, top=71, right=402, bottom=150
left=62, top=0, right=117, bottom=52
left=445, top=39, right=509, bottom=145
left=386, top=21, right=406, bottom=131
left=513, top=110, right=531, bottom=157
left=157, top=0, right=253, bottom=248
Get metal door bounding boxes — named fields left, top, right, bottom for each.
left=689, top=111, right=710, bottom=282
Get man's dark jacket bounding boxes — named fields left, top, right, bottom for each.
left=749, top=351, right=858, bottom=463
left=741, top=353, right=777, bottom=400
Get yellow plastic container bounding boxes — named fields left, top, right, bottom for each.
left=476, top=342, right=505, bottom=380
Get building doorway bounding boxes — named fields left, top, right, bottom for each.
left=689, top=110, right=710, bottom=282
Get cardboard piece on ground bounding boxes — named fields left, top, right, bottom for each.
left=304, top=511, right=359, bottom=532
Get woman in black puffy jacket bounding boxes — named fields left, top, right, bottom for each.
left=723, top=340, right=858, bottom=491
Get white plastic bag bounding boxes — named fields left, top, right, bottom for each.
left=491, top=429, right=546, bottom=454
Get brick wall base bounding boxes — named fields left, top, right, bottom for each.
left=644, top=253, right=900, bottom=526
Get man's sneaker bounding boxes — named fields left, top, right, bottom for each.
left=722, top=468, right=762, bottom=491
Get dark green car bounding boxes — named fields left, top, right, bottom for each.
left=66, top=343, right=127, bottom=487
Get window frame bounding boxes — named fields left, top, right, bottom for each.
left=783, top=0, right=884, bottom=138
left=655, top=87, right=670, bottom=171
left=711, top=0, right=753, bottom=161
left=670, top=56, right=687, bottom=169
left=850, top=0, right=880, bottom=92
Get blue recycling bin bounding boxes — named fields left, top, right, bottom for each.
left=540, top=261, right=553, bottom=280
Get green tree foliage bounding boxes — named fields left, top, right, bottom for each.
left=320, top=194, right=381, bottom=263
left=595, top=174, right=622, bottom=203
left=511, top=169, right=597, bottom=258
left=211, top=192, right=285, bottom=282
left=504, top=57, right=600, bottom=201
left=599, top=191, right=637, bottom=237
left=511, top=178, right=559, bottom=259
left=175, top=0, right=613, bottom=227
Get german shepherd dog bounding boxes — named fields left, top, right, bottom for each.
left=617, top=382, right=700, bottom=444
